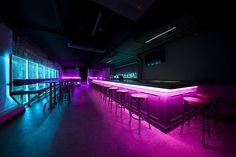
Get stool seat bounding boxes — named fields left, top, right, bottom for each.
left=131, top=94, right=148, bottom=99
left=196, top=94, right=217, bottom=99
left=117, top=89, right=129, bottom=93
left=109, top=87, right=118, bottom=90
left=183, top=97, right=210, bottom=105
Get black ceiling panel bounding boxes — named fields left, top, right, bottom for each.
left=2, top=0, right=235, bottom=68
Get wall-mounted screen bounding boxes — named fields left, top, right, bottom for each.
left=145, top=48, right=165, bottom=67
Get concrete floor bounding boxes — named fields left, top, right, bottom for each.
left=0, top=85, right=236, bottom=157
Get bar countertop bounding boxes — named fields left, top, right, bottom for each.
left=109, top=79, right=198, bottom=89
left=92, top=80, right=198, bottom=95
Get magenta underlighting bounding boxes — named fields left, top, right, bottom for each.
left=62, top=76, right=81, bottom=79
left=89, top=77, right=97, bottom=79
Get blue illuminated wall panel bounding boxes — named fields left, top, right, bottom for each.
left=38, top=64, right=44, bottom=78
left=10, top=55, right=60, bottom=102
left=45, top=67, right=50, bottom=79
left=12, top=55, right=26, bottom=91
left=28, top=61, right=37, bottom=89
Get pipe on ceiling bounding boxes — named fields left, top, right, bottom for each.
left=91, top=12, right=102, bottom=37
left=68, top=42, right=106, bottom=53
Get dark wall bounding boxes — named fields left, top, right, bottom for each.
left=0, top=24, right=16, bottom=112
left=80, top=67, right=88, bottom=82
left=141, top=31, right=236, bottom=83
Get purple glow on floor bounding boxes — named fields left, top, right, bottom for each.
left=87, top=86, right=236, bottom=157
left=1, top=86, right=235, bottom=157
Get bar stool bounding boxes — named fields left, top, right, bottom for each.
left=129, top=93, right=151, bottom=134
left=196, top=93, right=220, bottom=131
left=108, top=87, right=118, bottom=108
left=116, top=89, right=129, bottom=117
left=102, top=85, right=110, bottom=103
left=180, top=97, right=211, bottom=148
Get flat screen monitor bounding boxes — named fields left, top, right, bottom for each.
left=145, top=48, right=165, bottom=67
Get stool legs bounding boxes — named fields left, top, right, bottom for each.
left=129, top=98, right=132, bottom=126
left=120, top=94, right=123, bottom=118
left=202, top=110, right=206, bottom=147
left=180, top=102, right=186, bottom=135
left=180, top=101, right=211, bottom=148
left=129, top=97, right=150, bottom=134
left=138, top=100, right=141, bottom=134
left=147, top=98, right=151, bottom=129
left=108, top=90, right=111, bottom=107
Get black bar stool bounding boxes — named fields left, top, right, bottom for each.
left=129, top=93, right=151, bottom=134
left=108, top=87, right=118, bottom=108
left=180, top=97, right=211, bottom=148
left=116, top=89, right=129, bottom=117
left=102, top=85, right=110, bottom=103
left=196, top=93, right=220, bottom=132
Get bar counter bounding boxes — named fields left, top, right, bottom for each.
left=92, top=80, right=199, bottom=133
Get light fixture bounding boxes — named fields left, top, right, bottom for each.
left=106, top=60, right=112, bottom=63
left=145, top=26, right=177, bottom=44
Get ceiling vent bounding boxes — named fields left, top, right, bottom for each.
left=93, top=0, right=155, bottom=21
left=68, top=42, right=106, bottom=53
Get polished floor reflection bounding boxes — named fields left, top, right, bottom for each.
left=0, top=85, right=236, bottom=157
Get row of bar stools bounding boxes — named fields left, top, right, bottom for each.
left=129, top=94, right=151, bottom=134
left=108, top=87, right=118, bottom=108
left=116, top=90, right=129, bottom=117
left=91, top=82, right=151, bottom=135
left=180, top=97, right=211, bottom=148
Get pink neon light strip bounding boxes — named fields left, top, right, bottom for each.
left=88, top=77, right=104, bottom=80
left=92, top=80, right=198, bottom=94
left=62, top=76, right=81, bottom=79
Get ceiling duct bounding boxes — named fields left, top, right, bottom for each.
left=93, top=0, right=155, bottom=21
left=91, top=12, right=102, bottom=37
left=68, top=42, right=106, bottom=53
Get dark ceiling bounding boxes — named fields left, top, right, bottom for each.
left=1, top=0, right=235, bottom=69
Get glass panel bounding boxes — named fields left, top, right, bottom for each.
left=38, top=64, right=45, bottom=88
left=50, top=68, right=54, bottom=78
left=38, top=64, right=44, bottom=79
left=12, top=55, right=26, bottom=91
left=28, top=61, right=37, bottom=90
left=56, top=70, right=59, bottom=78
left=45, top=67, right=50, bottom=78
left=12, top=55, right=27, bottom=103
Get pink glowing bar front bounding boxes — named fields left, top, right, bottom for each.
left=91, top=80, right=199, bottom=133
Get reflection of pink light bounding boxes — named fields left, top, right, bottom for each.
left=62, top=76, right=81, bottom=79
left=99, top=77, right=103, bottom=80
left=92, top=80, right=198, bottom=94
left=88, top=77, right=98, bottom=80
